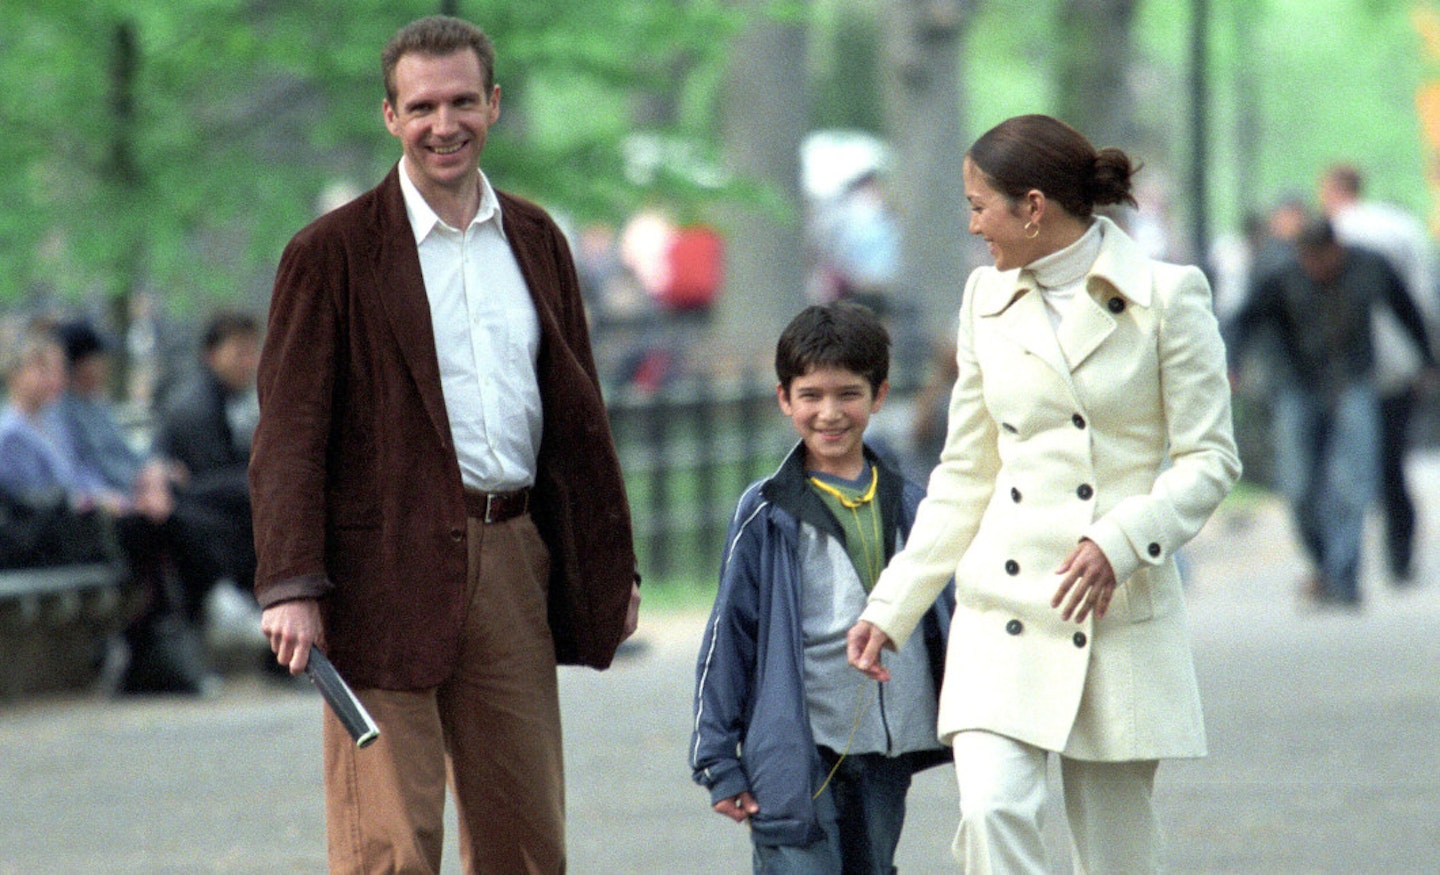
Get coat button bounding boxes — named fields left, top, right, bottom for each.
left=1006, top=619, right=1023, bottom=635
left=1072, top=413, right=1086, bottom=429
left=1076, top=483, right=1093, bottom=500
left=450, top=528, right=465, bottom=542
left=1005, top=559, right=1020, bottom=576
left=1148, top=542, right=1162, bottom=557
left=1108, top=297, right=1126, bottom=314
left=1011, top=487, right=1022, bottom=503
left=1073, top=631, right=1087, bottom=647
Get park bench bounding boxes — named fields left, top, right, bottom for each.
left=0, top=561, right=137, bottom=700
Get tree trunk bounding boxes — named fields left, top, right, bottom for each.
left=106, top=19, right=142, bottom=400
left=880, top=0, right=972, bottom=370
left=710, top=6, right=810, bottom=375
left=1055, top=0, right=1139, bottom=150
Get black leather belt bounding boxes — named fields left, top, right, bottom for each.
left=463, top=487, right=531, bottom=524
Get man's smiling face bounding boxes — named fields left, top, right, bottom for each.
left=382, top=48, right=500, bottom=203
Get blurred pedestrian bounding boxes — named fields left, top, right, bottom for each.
left=249, top=15, right=639, bottom=874
left=0, top=326, right=215, bottom=694
left=847, top=114, right=1241, bottom=873
left=1320, top=163, right=1438, bottom=582
left=1230, top=217, right=1436, bottom=606
left=153, top=311, right=261, bottom=613
left=812, top=170, right=901, bottom=314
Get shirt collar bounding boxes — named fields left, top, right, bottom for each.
left=396, top=157, right=507, bottom=243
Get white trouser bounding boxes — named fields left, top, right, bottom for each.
left=950, top=730, right=1161, bottom=874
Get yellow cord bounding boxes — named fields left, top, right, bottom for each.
left=813, top=679, right=877, bottom=800
left=807, top=466, right=878, bottom=508
left=807, top=465, right=884, bottom=800
left=809, top=468, right=884, bottom=584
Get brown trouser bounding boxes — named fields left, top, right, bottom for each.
left=322, top=512, right=564, bottom=874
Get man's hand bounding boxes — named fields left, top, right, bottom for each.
left=846, top=620, right=892, bottom=682
left=1051, top=539, right=1117, bottom=623
left=713, top=791, right=760, bottom=824
left=261, top=598, right=324, bottom=675
left=621, top=581, right=641, bottom=641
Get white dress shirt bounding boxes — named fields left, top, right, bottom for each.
left=398, top=159, right=543, bottom=491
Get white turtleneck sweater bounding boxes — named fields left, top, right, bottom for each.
left=1024, top=219, right=1104, bottom=333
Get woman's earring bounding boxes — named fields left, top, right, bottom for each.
left=1023, top=221, right=1040, bottom=240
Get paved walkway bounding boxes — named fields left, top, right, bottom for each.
left=3, top=455, right=1440, bottom=873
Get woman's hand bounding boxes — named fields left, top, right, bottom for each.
left=1051, top=539, right=1117, bottom=623
left=846, top=620, right=892, bottom=682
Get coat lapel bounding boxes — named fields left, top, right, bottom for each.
left=985, top=275, right=1072, bottom=383
left=1055, top=287, right=1115, bottom=372
left=978, top=216, right=1154, bottom=379
left=368, top=168, right=453, bottom=443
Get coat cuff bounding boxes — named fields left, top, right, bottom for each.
left=1084, top=517, right=1143, bottom=584
left=254, top=572, right=333, bottom=609
left=701, top=762, right=749, bottom=805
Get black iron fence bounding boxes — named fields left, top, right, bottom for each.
left=606, top=373, right=795, bottom=586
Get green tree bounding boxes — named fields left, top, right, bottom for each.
left=0, top=1, right=737, bottom=322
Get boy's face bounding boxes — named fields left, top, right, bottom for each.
left=777, top=365, right=888, bottom=479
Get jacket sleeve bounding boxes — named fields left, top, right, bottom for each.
left=1379, top=257, right=1437, bottom=364
left=862, top=270, right=998, bottom=648
left=1082, top=264, right=1242, bottom=583
left=689, top=488, right=765, bottom=804
left=248, top=228, right=342, bottom=607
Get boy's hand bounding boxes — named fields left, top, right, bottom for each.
left=713, top=791, right=760, bottom=823
left=846, top=620, right=892, bottom=682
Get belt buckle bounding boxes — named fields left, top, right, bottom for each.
left=483, top=489, right=527, bottom=524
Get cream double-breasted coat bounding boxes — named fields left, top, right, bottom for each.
left=861, top=217, right=1240, bottom=761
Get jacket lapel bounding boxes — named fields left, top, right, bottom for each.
left=368, top=168, right=453, bottom=443
left=978, top=216, right=1153, bottom=378
left=985, top=276, right=1072, bottom=384
left=1055, top=288, right=1115, bottom=371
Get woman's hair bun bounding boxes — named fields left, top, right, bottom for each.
left=1092, top=147, right=1139, bottom=208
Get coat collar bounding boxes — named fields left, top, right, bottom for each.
left=974, top=215, right=1152, bottom=318
left=973, top=215, right=1153, bottom=376
left=763, top=441, right=905, bottom=559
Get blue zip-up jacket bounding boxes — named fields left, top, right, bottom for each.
left=689, top=442, right=952, bottom=846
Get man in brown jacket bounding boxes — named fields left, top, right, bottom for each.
left=250, top=15, right=639, bottom=874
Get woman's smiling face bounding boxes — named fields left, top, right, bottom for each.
left=963, top=157, right=1039, bottom=271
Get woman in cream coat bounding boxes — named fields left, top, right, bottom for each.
left=848, top=115, right=1241, bottom=873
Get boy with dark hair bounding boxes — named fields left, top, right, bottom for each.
left=690, top=301, right=952, bottom=873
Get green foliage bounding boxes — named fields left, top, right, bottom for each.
left=0, top=0, right=740, bottom=313
left=963, top=0, right=1429, bottom=235
left=2, top=0, right=1433, bottom=315
left=808, top=0, right=886, bottom=133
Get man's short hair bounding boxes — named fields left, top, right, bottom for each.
left=201, top=311, right=259, bottom=355
left=1324, top=164, right=1363, bottom=198
left=55, top=320, right=111, bottom=366
left=775, top=301, right=890, bottom=393
left=382, top=15, right=496, bottom=106
left=1296, top=216, right=1338, bottom=251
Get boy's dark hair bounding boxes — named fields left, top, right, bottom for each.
left=775, top=301, right=890, bottom=393
left=201, top=310, right=259, bottom=355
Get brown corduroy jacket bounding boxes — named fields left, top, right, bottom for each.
left=249, top=166, right=637, bottom=689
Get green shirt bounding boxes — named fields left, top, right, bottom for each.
left=808, top=464, right=885, bottom=592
